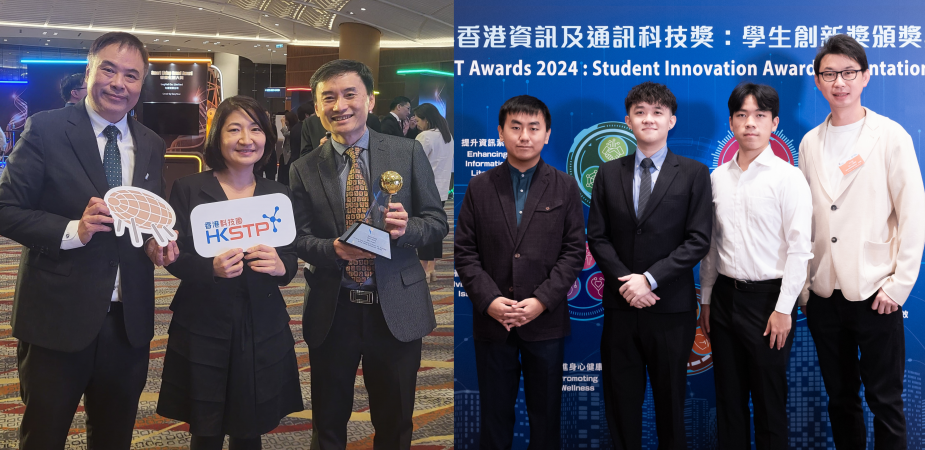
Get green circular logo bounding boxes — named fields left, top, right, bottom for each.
left=567, top=122, right=637, bottom=206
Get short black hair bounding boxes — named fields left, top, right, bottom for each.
left=728, top=82, right=780, bottom=118
left=204, top=95, right=276, bottom=173
left=310, top=59, right=374, bottom=103
left=296, top=102, right=312, bottom=121
left=498, top=95, right=551, bottom=130
left=814, top=33, right=869, bottom=75
left=624, top=81, right=677, bottom=115
left=88, top=31, right=149, bottom=70
left=389, top=96, right=411, bottom=111
left=60, top=73, right=84, bottom=103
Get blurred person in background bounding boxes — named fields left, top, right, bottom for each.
left=413, top=103, right=453, bottom=281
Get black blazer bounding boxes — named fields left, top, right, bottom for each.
left=586, top=150, right=712, bottom=314
left=164, top=171, right=298, bottom=341
left=289, top=120, right=303, bottom=162
left=455, top=159, right=586, bottom=342
left=380, top=114, right=404, bottom=138
left=289, top=129, right=447, bottom=348
left=0, top=99, right=166, bottom=352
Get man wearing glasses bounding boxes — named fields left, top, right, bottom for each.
left=60, top=73, right=87, bottom=107
left=799, top=34, right=925, bottom=449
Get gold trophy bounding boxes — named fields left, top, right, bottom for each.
left=339, top=171, right=403, bottom=259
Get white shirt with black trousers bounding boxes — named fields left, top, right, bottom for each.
left=699, top=145, right=812, bottom=448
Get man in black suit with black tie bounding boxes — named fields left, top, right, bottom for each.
left=587, top=82, right=712, bottom=450
left=289, top=59, right=447, bottom=449
left=455, top=95, right=586, bottom=449
left=0, top=32, right=166, bottom=449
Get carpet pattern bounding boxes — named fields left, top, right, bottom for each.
left=0, top=205, right=454, bottom=449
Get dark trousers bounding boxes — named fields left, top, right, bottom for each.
left=17, top=302, right=149, bottom=450
left=806, top=290, right=906, bottom=450
left=190, top=435, right=261, bottom=450
left=710, top=276, right=795, bottom=450
left=309, top=292, right=422, bottom=450
left=601, top=307, right=696, bottom=450
left=473, top=330, right=565, bottom=450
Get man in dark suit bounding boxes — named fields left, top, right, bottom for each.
left=587, top=82, right=712, bottom=450
left=289, top=104, right=305, bottom=162
left=0, top=32, right=166, bottom=449
left=289, top=59, right=448, bottom=449
left=455, top=95, right=586, bottom=450
left=380, top=96, right=414, bottom=138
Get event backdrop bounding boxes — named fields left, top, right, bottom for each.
left=453, top=1, right=925, bottom=448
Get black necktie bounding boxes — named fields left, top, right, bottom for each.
left=103, top=125, right=123, bottom=189
left=638, top=158, right=654, bottom=218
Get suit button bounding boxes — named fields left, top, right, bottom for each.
left=831, top=237, right=837, bottom=243
left=508, top=287, right=514, bottom=293
left=545, top=206, right=550, bottom=211
left=831, top=205, right=837, bottom=211
left=515, top=253, right=521, bottom=258
left=636, top=229, right=642, bottom=235
left=109, top=260, right=117, bottom=267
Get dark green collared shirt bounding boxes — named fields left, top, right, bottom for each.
left=510, top=162, right=537, bottom=226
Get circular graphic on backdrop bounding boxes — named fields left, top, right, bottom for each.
left=713, top=130, right=797, bottom=168
left=567, top=122, right=638, bottom=206
left=583, top=243, right=596, bottom=271
left=688, top=287, right=714, bottom=375
left=569, top=271, right=605, bottom=321
left=567, top=279, right=581, bottom=301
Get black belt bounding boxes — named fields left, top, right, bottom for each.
left=717, top=274, right=782, bottom=293
left=339, top=288, right=379, bottom=304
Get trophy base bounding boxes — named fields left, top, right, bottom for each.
left=340, top=221, right=392, bottom=259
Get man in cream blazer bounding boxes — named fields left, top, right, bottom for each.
left=799, top=34, right=925, bottom=449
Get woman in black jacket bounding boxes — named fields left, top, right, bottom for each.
left=156, top=96, right=303, bottom=449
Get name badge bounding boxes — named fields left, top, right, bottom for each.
left=839, top=154, right=864, bottom=175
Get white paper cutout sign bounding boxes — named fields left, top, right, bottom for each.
left=104, top=186, right=178, bottom=248
left=190, top=193, right=296, bottom=257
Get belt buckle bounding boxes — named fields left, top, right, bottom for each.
left=351, top=290, right=375, bottom=305
left=734, top=279, right=748, bottom=290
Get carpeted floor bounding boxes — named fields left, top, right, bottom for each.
left=0, top=205, right=454, bottom=449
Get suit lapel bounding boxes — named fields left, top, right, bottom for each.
left=368, top=130, right=387, bottom=204
left=637, top=150, right=679, bottom=226
left=65, top=101, right=109, bottom=196
left=620, top=158, right=638, bottom=225
left=491, top=161, right=518, bottom=244
left=128, top=119, right=151, bottom=187
left=317, top=143, right=346, bottom=233
left=834, top=109, right=881, bottom=200
left=514, top=161, right=549, bottom=249
left=809, top=117, right=835, bottom=201
left=201, top=173, right=229, bottom=201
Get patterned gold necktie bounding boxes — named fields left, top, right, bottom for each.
left=345, top=146, right=375, bottom=282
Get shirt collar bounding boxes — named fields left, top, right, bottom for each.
left=509, top=161, right=538, bottom=177
left=331, top=127, right=371, bottom=157
left=390, top=111, right=400, bottom=121
left=731, top=144, right=774, bottom=171
left=86, top=104, right=129, bottom=142
left=634, top=145, right=668, bottom=170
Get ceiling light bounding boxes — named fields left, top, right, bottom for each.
left=177, top=48, right=180, bottom=51
left=53, top=32, right=58, bottom=35
left=274, top=23, right=279, bottom=26
left=215, top=42, right=220, bottom=44
left=153, top=39, right=159, bottom=41
left=361, top=7, right=366, bottom=10
left=264, top=14, right=269, bottom=17
left=283, top=53, right=287, bottom=56
left=164, top=39, right=169, bottom=42
left=349, top=11, right=354, bottom=14
left=198, top=7, right=203, bottom=10
left=42, top=31, right=47, bottom=35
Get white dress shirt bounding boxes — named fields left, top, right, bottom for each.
left=61, top=106, right=136, bottom=302
left=699, top=146, right=813, bottom=314
left=416, top=129, right=454, bottom=201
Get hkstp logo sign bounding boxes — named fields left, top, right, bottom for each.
left=190, top=193, right=296, bottom=257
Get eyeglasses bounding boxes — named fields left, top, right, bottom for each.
left=818, top=70, right=859, bottom=82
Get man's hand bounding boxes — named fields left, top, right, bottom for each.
left=333, top=238, right=375, bottom=261
left=487, top=297, right=518, bottom=331
left=244, top=244, right=286, bottom=277
left=699, top=304, right=711, bottom=344
left=319, top=135, right=329, bottom=146
left=763, top=311, right=792, bottom=350
left=872, top=288, right=900, bottom=315
left=618, top=273, right=652, bottom=303
left=504, top=297, right=547, bottom=327
left=145, top=238, right=178, bottom=267
left=630, top=291, right=660, bottom=308
left=78, top=197, right=114, bottom=244
left=213, top=248, right=244, bottom=278
left=385, top=203, right=408, bottom=239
